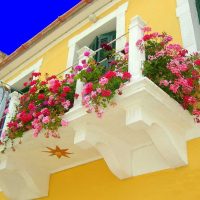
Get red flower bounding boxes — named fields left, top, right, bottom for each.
left=74, top=93, right=79, bottom=99
left=186, top=78, right=194, bottom=87
left=101, top=89, right=112, bottom=97
left=29, top=86, right=37, bottom=94
left=30, top=80, right=37, bottom=86
left=23, top=82, right=28, bottom=87
left=194, top=59, right=200, bottom=66
left=143, top=34, right=153, bottom=41
left=122, top=72, right=132, bottom=80
left=32, top=72, right=41, bottom=77
left=20, top=113, right=33, bottom=123
left=7, top=121, right=18, bottom=128
left=40, top=81, right=47, bottom=86
left=38, top=93, right=45, bottom=100
left=104, top=71, right=116, bottom=79
left=47, top=75, right=57, bottom=81
left=63, top=86, right=71, bottom=93
left=60, top=93, right=66, bottom=97
left=28, top=102, right=36, bottom=110
left=84, top=83, right=93, bottom=94
left=101, top=43, right=112, bottom=51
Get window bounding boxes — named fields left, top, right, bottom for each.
left=67, top=2, right=128, bottom=68
left=8, top=58, right=43, bottom=94
left=196, top=0, right=200, bottom=23
left=89, top=31, right=116, bottom=62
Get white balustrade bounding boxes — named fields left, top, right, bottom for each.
left=128, top=16, right=146, bottom=80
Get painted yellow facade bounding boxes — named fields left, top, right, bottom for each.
left=1, top=138, right=200, bottom=200
left=39, top=138, right=200, bottom=200
left=1, top=0, right=200, bottom=199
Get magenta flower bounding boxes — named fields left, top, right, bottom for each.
left=84, top=51, right=90, bottom=57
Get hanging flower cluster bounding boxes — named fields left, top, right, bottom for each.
left=74, top=43, right=131, bottom=117
left=1, top=73, right=76, bottom=152
left=1, top=43, right=130, bottom=151
left=137, top=27, right=200, bottom=122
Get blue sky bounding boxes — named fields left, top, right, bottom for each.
left=0, top=0, right=81, bottom=55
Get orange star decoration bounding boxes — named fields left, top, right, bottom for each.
left=43, top=146, right=72, bottom=159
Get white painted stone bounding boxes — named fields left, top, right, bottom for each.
left=128, top=16, right=146, bottom=80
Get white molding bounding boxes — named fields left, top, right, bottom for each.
left=69, top=77, right=195, bottom=179
left=176, top=0, right=200, bottom=52
left=7, top=58, right=43, bottom=86
left=68, top=2, right=128, bottom=47
left=67, top=2, right=128, bottom=69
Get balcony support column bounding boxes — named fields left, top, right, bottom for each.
left=128, top=16, right=146, bottom=80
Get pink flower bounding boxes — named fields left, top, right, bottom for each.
left=61, top=119, right=69, bottom=127
left=4, top=108, right=9, bottom=114
left=124, top=42, right=129, bottom=54
left=160, top=80, right=169, bottom=87
left=96, top=88, right=102, bottom=94
left=41, top=108, right=50, bottom=116
left=136, top=39, right=143, bottom=47
left=142, top=26, right=152, bottom=32
left=33, top=129, right=39, bottom=138
left=62, top=100, right=71, bottom=109
left=97, top=109, right=104, bottom=118
left=42, top=116, right=50, bottom=124
left=84, top=51, right=90, bottom=57
left=99, top=77, right=108, bottom=86
left=169, top=84, right=179, bottom=94
left=1, top=131, right=6, bottom=140
left=83, top=95, right=91, bottom=103
left=91, top=91, right=97, bottom=99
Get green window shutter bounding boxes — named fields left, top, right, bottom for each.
left=196, top=0, right=200, bottom=23
left=20, top=86, right=30, bottom=94
left=97, top=31, right=116, bottom=64
left=89, top=31, right=116, bottom=65
left=89, top=36, right=98, bottom=60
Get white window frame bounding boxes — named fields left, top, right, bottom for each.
left=8, top=58, right=43, bottom=87
left=176, top=0, right=200, bottom=52
left=67, top=2, right=128, bottom=68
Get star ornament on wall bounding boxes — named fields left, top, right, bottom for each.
left=43, top=146, right=72, bottom=159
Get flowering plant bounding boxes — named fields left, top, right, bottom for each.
left=1, top=43, right=131, bottom=151
left=137, top=27, right=200, bottom=122
left=73, top=43, right=131, bottom=117
left=1, top=73, right=75, bottom=152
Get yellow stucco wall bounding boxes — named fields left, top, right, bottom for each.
left=38, top=138, right=200, bottom=200
left=1, top=138, right=200, bottom=200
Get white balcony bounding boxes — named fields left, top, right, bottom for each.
left=0, top=16, right=199, bottom=200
